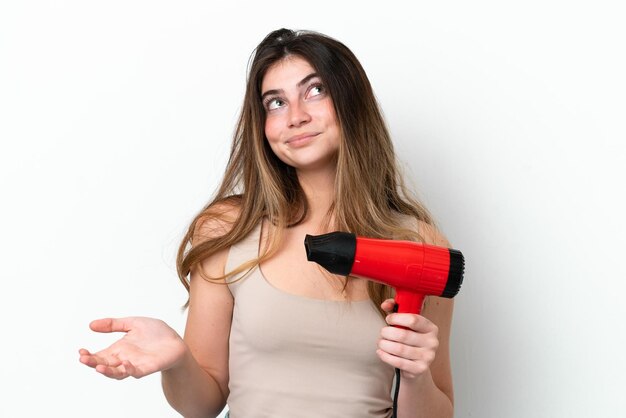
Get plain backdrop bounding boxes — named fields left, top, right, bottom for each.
left=1, top=1, right=624, bottom=417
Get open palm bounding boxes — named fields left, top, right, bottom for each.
left=79, top=316, right=186, bottom=380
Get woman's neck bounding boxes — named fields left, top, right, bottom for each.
left=297, top=167, right=336, bottom=224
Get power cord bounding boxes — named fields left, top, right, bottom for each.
left=392, top=367, right=400, bottom=418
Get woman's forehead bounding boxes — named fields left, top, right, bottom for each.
left=261, top=56, right=317, bottom=93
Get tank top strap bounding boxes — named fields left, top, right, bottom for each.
left=226, top=222, right=262, bottom=297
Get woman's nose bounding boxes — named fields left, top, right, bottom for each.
left=288, top=101, right=312, bottom=128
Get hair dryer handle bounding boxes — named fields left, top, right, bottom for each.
left=394, top=289, right=426, bottom=316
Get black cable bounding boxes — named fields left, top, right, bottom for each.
left=392, top=367, right=400, bottom=418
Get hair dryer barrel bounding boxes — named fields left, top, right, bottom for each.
left=304, top=232, right=464, bottom=301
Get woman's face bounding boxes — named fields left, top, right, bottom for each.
left=261, top=56, right=340, bottom=174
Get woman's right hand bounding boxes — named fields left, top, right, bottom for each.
left=78, top=317, right=187, bottom=380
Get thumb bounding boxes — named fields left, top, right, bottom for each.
left=380, top=298, right=396, bottom=313
left=89, top=317, right=132, bottom=334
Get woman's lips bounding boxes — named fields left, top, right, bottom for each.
left=286, top=132, right=320, bottom=146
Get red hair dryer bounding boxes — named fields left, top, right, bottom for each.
left=304, top=232, right=464, bottom=315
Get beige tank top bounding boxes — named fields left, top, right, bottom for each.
left=225, top=223, right=395, bottom=417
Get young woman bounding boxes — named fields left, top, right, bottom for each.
left=79, top=28, right=455, bottom=418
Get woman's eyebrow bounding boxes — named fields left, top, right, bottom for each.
left=296, top=73, right=319, bottom=88
left=261, top=73, right=320, bottom=101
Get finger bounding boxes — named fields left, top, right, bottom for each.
left=121, top=360, right=141, bottom=379
left=385, top=313, right=438, bottom=334
left=95, top=363, right=130, bottom=380
left=80, top=355, right=122, bottom=369
left=89, top=318, right=132, bottom=334
left=79, top=351, right=123, bottom=369
left=380, top=325, right=428, bottom=347
left=376, top=349, right=429, bottom=377
left=378, top=338, right=422, bottom=361
left=79, top=352, right=98, bottom=368
left=380, top=299, right=396, bottom=313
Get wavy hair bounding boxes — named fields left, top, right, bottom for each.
left=177, top=29, right=435, bottom=314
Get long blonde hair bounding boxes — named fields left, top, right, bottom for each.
left=177, top=29, right=435, bottom=314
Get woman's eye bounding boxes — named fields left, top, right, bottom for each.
left=308, top=84, right=325, bottom=98
left=266, top=98, right=284, bottom=111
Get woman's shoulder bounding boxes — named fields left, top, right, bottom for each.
left=416, top=220, right=451, bottom=247
left=394, top=212, right=451, bottom=248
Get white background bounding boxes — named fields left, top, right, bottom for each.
left=1, top=1, right=624, bottom=417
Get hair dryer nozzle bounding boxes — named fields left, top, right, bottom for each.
left=304, top=232, right=356, bottom=276
left=442, top=249, right=465, bottom=298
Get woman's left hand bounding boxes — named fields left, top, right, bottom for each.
left=377, top=298, right=439, bottom=380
